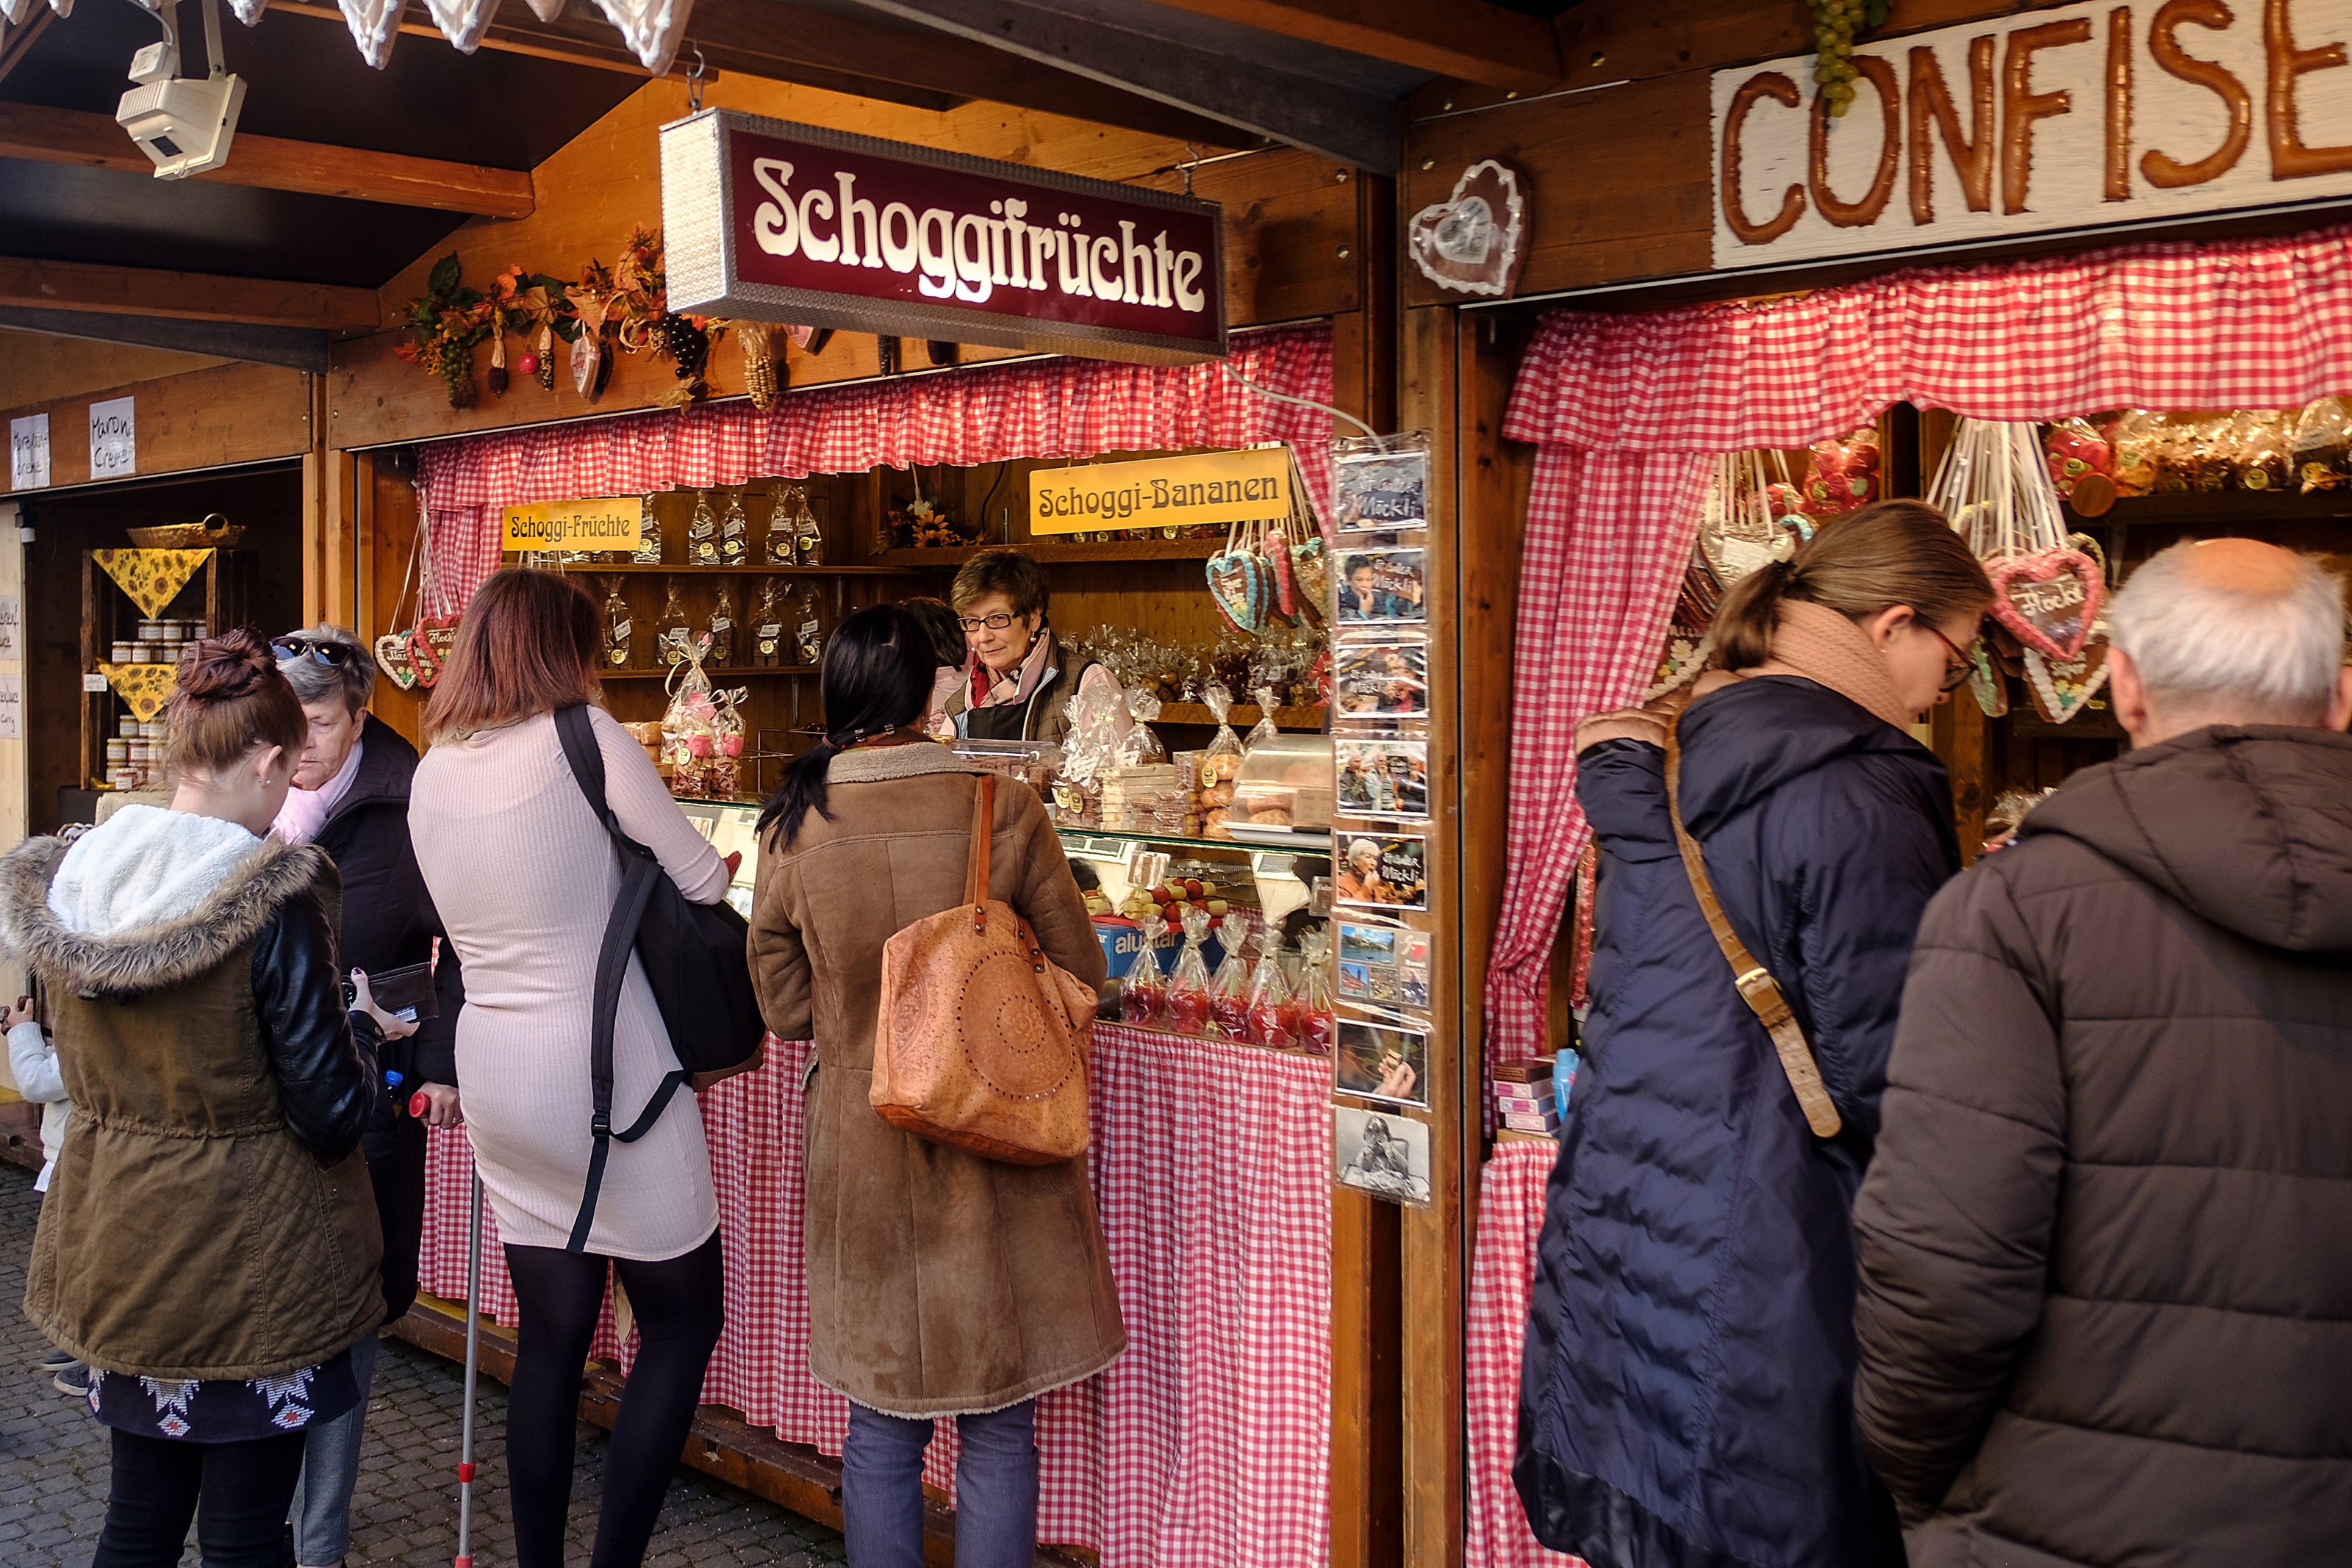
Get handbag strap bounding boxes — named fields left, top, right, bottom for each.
left=553, top=704, right=690, bottom=1252
left=1663, top=711, right=1844, bottom=1140
left=963, top=773, right=996, bottom=913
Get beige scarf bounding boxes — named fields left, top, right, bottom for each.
left=1763, top=599, right=1915, bottom=732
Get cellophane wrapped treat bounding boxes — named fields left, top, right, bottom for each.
left=2042, top=418, right=2113, bottom=499
left=662, top=636, right=723, bottom=798
left=707, top=685, right=748, bottom=798
left=2292, top=398, right=2352, bottom=492
left=1244, top=939, right=1296, bottom=1049
left=1164, top=904, right=1216, bottom=1036
left=2235, top=410, right=2292, bottom=491
left=1799, top=428, right=1882, bottom=518
left=2106, top=411, right=2159, bottom=495
left=1119, top=910, right=1169, bottom=1026
left=1245, top=685, right=1283, bottom=751
left=1293, top=927, right=1335, bottom=1054
left=1197, top=683, right=1247, bottom=839
left=1208, top=925, right=1255, bottom=1041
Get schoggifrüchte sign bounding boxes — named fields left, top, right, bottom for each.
left=662, top=109, right=1226, bottom=366
left=1713, top=0, right=2352, bottom=270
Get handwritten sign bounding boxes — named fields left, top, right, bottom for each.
left=9, top=414, right=47, bottom=492
left=0, top=676, right=21, bottom=740
left=89, top=397, right=135, bottom=481
left=0, top=596, right=21, bottom=662
left=501, top=497, right=644, bottom=552
left=1029, top=448, right=1290, bottom=536
left=1713, top=0, right=2352, bottom=270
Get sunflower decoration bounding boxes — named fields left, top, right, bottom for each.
left=486, top=266, right=578, bottom=395
left=394, top=253, right=490, bottom=409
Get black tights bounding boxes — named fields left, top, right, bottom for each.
left=503, top=1233, right=725, bottom=1568
left=93, top=1427, right=307, bottom=1568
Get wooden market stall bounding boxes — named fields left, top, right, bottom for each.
left=1394, top=5, right=2352, bottom=1564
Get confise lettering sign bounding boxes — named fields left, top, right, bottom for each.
left=1030, top=449, right=1290, bottom=535
left=663, top=109, right=1225, bottom=367
left=1712, top=0, right=2352, bottom=269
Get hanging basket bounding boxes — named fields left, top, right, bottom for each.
left=127, top=513, right=244, bottom=550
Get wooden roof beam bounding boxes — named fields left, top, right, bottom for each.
left=0, top=258, right=381, bottom=333
left=1147, top=0, right=1562, bottom=94
left=0, top=101, right=534, bottom=218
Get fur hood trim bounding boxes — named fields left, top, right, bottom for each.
left=0, top=832, right=329, bottom=995
left=827, top=742, right=983, bottom=785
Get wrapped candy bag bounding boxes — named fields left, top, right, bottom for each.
left=662, top=635, right=722, bottom=797
left=1051, top=680, right=1125, bottom=821
left=1208, top=924, right=1255, bottom=1041
left=1164, top=904, right=1216, bottom=1036
left=2105, top=410, right=2159, bottom=495
left=1292, top=927, right=1335, bottom=1055
left=1119, top=910, right=1169, bottom=1026
left=2042, top=418, right=2113, bottom=500
left=1800, top=428, right=1882, bottom=518
left=1115, top=686, right=1169, bottom=769
left=1244, top=938, right=1296, bottom=1049
left=1246, top=684, right=1283, bottom=751
left=2236, top=410, right=2291, bottom=492
left=1195, top=683, right=1247, bottom=838
left=708, top=685, right=748, bottom=798
left=2292, top=398, right=2352, bottom=492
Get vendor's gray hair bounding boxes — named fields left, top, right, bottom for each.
left=2107, top=542, right=2345, bottom=721
left=275, top=623, right=376, bottom=713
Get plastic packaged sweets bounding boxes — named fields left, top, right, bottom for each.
left=602, top=579, right=634, bottom=669
left=1119, top=911, right=1169, bottom=1026
left=794, top=497, right=825, bottom=565
left=634, top=491, right=664, bottom=564
left=1293, top=927, right=1336, bottom=1054
left=719, top=489, right=750, bottom=565
left=707, top=583, right=736, bottom=668
left=2292, top=398, right=2351, bottom=492
left=752, top=578, right=784, bottom=666
left=767, top=489, right=801, bottom=564
left=687, top=489, right=720, bottom=565
left=1164, top=905, right=1216, bottom=1036
left=1208, top=929, right=1254, bottom=1040
left=794, top=586, right=825, bottom=666
left=656, top=580, right=690, bottom=667
left=1244, top=941, right=1296, bottom=1049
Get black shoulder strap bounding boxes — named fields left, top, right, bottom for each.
left=552, top=704, right=689, bottom=1253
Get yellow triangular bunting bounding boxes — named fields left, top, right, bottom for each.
left=100, top=662, right=179, bottom=722
left=92, top=548, right=212, bottom=619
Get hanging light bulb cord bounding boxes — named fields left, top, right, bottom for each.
left=1220, top=360, right=1380, bottom=441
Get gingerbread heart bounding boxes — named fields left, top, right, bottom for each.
left=376, top=633, right=419, bottom=691
left=2024, top=642, right=2111, bottom=724
left=1266, top=532, right=1298, bottom=622
left=1988, top=547, right=2104, bottom=662
left=1408, top=159, right=1527, bottom=300
left=1206, top=550, right=1269, bottom=636
left=1967, top=638, right=2009, bottom=719
left=1291, top=533, right=1330, bottom=617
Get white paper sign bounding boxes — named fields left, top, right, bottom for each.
left=89, top=397, right=135, bottom=481
left=0, top=596, right=21, bottom=662
left=9, top=414, right=48, bottom=492
left=1712, top=0, right=2352, bottom=270
left=0, top=677, right=23, bottom=740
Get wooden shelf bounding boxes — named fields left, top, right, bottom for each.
left=534, top=561, right=916, bottom=576
left=602, top=664, right=818, bottom=680
left=2066, top=489, right=2352, bottom=528
left=1154, top=702, right=1327, bottom=730
left=872, top=536, right=1225, bottom=567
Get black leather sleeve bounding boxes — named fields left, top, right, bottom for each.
left=251, top=888, right=386, bottom=1157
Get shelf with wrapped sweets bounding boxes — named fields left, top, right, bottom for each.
left=1152, top=701, right=1327, bottom=731
left=602, top=664, right=818, bottom=680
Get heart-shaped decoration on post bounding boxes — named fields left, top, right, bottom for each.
left=1408, top=159, right=1528, bottom=299
left=2024, top=643, right=2112, bottom=724
left=1291, top=533, right=1330, bottom=616
left=1987, top=547, right=2104, bottom=662
left=1206, top=549, right=1269, bottom=636
left=376, top=633, right=420, bottom=692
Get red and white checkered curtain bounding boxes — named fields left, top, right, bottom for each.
left=1483, top=219, right=2352, bottom=1068
left=413, top=323, right=1335, bottom=611
left=1465, top=1138, right=1583, bottom=1568
left=418, top=1026, right=1333, bottom=1568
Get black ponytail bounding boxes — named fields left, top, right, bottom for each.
left=759, top=604, right=938, bottom=849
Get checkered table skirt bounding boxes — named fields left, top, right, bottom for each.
left=418, top=1026, right=1333, bottom=1567
left=1466, top=1140, right=1583, bottom=1568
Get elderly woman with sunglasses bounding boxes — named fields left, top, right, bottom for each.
left=928, top=548, right=1124, bottom=747
left=270, top=625, right=466, bottom=1568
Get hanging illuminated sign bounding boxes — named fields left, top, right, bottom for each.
left=1712, top=0, right=2352, bottom=270
left=661, top=108, right=1226, bottom=367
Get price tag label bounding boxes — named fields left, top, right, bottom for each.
left=83, top=672, right=110, bottom=692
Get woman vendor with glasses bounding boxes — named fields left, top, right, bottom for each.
left=927, top=548, right=1125, bottom=747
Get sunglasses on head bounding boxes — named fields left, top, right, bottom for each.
left=273, top=636, right=356, bottom=668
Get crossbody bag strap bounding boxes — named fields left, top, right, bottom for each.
left=963, top=773, right=996, bottom=914
left=1663, top=712, right=1844, bottom=1140
left=553, top=704, right=689, bottom=1252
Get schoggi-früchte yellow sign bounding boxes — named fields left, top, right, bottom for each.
left=1029, top=448, right=1289, bottom=536
left=502, top=497, right=643, bottom=552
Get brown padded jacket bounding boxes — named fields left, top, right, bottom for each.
left=1852, top=725, right=2352, bottom=1568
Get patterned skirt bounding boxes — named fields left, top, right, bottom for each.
left=87, top=1344, right=360, bottom=1442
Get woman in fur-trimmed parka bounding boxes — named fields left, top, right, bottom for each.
left=0, top=631, right=409, bottom=1568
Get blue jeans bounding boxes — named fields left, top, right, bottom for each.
left=289, top=1331, right=379, bottom=1564
left=841, top=1400, right=1039, bottom=1568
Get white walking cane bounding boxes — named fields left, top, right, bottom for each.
left=456, top=1169, right=484, bottom=1568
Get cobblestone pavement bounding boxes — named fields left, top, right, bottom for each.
left=0, top=1164, right=847, bottom=1567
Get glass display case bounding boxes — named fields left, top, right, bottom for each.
left=676, top=798, right=764, bottom=919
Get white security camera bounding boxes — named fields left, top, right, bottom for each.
left=115, top=0, right=244, bottom=181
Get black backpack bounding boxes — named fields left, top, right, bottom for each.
left=553, top=704, right=764, bottom=1251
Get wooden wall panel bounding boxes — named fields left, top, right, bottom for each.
left=0, top=330, right=227, bottom=411
left=328, top=69, right=1362, bottom=451
left=0, top=361, right=315, bottom=491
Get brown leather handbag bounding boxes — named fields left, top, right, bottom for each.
left=870, top=774, right=1099, bottom=1165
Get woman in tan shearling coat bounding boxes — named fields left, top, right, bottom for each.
left=750, top=604, right=1122, bottom=1568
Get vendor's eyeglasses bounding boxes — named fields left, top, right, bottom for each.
left=273, top=635, right=356, bottom=667
left=956, top=612, right=1017, bottom=632
left=1926, top=625, right=1976, bottom=694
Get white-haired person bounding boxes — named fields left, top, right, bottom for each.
left=1853, top=539, right=2352, bottom=1568
left=270, top=624, right=465, bottom=1568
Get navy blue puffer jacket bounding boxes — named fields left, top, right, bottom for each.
left=1516, top=676, right=1961, bottom=1568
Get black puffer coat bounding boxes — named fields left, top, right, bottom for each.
left=313, top=717, right=465, bottom=1322
left=1518, top=676, right=1960, bottom=1568
left=1854, top=725, right=2352, bottom=1568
